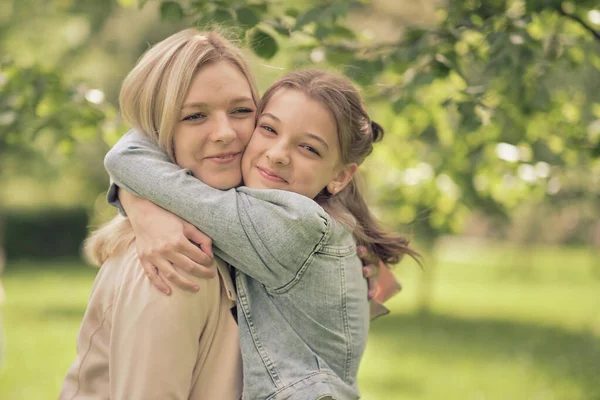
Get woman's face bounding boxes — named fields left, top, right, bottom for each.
left=242, top=88, right=350, bottom=199
left=173, top=61, right=256, bottom=190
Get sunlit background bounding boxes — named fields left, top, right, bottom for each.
left=1, top=0, right=599, bottom=399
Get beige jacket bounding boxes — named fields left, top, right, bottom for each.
left=59, top=245, right=241, bottom=400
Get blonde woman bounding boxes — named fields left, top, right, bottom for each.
left=104, top=66, right=418, bottom=399
left=59, top=30, right=260, bottom=400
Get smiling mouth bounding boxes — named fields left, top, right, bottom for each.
left=206, top=152, right=241, bottom=164
left=257, top=167, right=287, bottom=183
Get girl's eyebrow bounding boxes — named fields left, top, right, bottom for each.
left=262, top=112, right=329, bottom=149
left=305, top=133, right=329, bottom=149
left=261, top=112, right=281, bottom=122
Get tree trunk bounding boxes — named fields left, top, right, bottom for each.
left=416, top=238, right=438, bottom=314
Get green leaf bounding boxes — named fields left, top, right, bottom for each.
left=392, top=96, right=409, bottom=114
left=160, top=1, right=184, bottom=23
left=315, top=24, right=331, bottom=40
left=249, top=28, right=278, bottom=59
left=236, top=7, right=259, bottom=29
left=344, top=58, right=384, bottom=86
left=295, top=6, right=325, bottom=29
left=330, top=25, right=356, bottom=40
left=269, top=18, right=291, bottom=37
left=248, top=3, right=267, bottom=13
left=213, top=8, right=234, bottom=24
left=285, top=8, right=300, bottom=18
left=325, top=46, right=354, bottom=65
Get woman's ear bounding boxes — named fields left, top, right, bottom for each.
left=327, top=163, right=358, bottom=195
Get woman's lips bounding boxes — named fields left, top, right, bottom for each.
left=257, top=166, right=286, bottom=183
left=206, top=152, right=241, bottom=164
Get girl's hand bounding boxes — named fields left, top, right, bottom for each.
left=120, top=189, right=217, bottom=295
left=358, top=245, right=403, bottom=302
left=357, top=245, right=381, bottom=300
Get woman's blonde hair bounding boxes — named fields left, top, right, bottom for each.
left=257, top=70, right=418, bottom=265
left=85, top=28, right=259, bottom=265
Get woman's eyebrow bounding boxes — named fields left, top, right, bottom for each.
left=230, top=96, right=254, bottom=104
left=181, top=102, right=208, bottom=109
left=181, top=96, right=253, bottom=109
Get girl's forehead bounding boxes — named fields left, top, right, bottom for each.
left=261, top=89, right=329, bottom=119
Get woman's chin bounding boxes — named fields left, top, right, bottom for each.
left=202, top=174, right=242, bottom=190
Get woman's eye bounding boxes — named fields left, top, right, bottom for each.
left=302, top=145, right=320, bottom=156
left=182, top=113, right=206, bottom=122
left=232, top=107, right=254, bottom=115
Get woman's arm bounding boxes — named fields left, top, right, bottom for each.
left=105, top=129, right=330, bottom=289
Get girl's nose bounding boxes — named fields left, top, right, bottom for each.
left=265, top=142, right=290, bottom=165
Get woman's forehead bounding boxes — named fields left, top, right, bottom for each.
left=184, top=61, right=254, bottom=105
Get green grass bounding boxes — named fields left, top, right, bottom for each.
left=1, top=242, right=599, bottom=400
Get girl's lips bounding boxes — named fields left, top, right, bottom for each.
left=257, top=167, right=286, bottom=183
left=206, top=152, right=240, bottom=164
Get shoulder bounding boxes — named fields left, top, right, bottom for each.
left=236, top=187, right=330, bottom=227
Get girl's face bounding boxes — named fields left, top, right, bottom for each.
left=242, top=88, right=356, bottom=199
left=173, top=61, right=256, bottom=190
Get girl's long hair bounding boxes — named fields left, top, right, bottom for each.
left=257, top=70, right=419, bottom=265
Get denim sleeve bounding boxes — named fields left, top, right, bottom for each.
left=107, top=178, right=127, bottom=217
left=104, top=129, right=330, bottom=289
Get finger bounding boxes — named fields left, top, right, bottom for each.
left=156, top=273, right=173, bottom=295
left=362, top=265, right=377, bottom=279
left=177, top=235, right=214, bottom=267
left=153, top=258, right=200, bottom=292
left=357, top=246, right=367, bottom=258
left=141, top=260, right=171, bottom=296
left=357, top=245, right=378, bottom=266
left=367, top=275, right=378, bottom=300
left=170, top=252, right=217, bottom=280
left=183, top=224, right=214, bottom=258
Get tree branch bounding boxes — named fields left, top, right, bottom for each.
left=557, top=7, right=600, bottom=42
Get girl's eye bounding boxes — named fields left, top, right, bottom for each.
left=182, top=113, right=206, bottom=122
left=302, top=145, right=320, bottom=156
left=232, top=107, right=254, bottom=115
left=260, top=124, right=277, bottom=134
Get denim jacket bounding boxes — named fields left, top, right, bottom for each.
left=105, top=130, right=369, bottom=400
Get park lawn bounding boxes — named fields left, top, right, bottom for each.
left=0, top=243, right=599, bottom=400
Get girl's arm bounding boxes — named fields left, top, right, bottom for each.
left=119, top=190, right=218, bottom=294
left=105, top=129, right=330, bottom=290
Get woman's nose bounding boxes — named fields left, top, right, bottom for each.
left=211, top=114, right=236, bottom=144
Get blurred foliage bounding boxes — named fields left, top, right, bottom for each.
left=0, top=60, right=107, bottom=165
left=135, top=0, right=600, bottom=242
left=1, top=0, right=599, bottom=246
left=1, top=207, right=88, bottom=260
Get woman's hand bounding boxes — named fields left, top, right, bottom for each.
left=120, top=189, right=217, bottom=295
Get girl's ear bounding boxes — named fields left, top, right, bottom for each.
left=327, top=163, right=358, bottom=195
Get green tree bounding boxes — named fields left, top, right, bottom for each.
left=2, top=0, right=599, bottom=308
left=145, top=0, right=600, bottom=309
